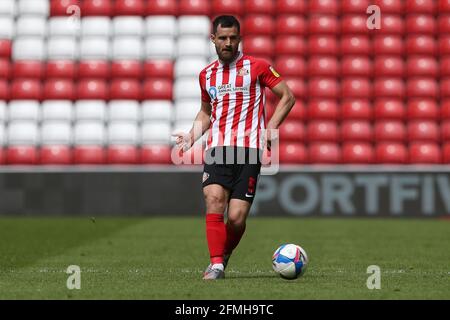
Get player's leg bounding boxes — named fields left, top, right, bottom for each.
left=224, top=198, right=252, bottom=259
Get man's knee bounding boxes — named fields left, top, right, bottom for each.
left=204, top=191, right=228, bottom=213
left=227, top=208, right=248, bottom=227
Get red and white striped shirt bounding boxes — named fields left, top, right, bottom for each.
left=199, top=52, right=283, bottom=150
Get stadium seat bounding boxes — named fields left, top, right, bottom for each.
left=40, top=145, right=72, bottom=165
left=286, top=100, right=306, bottom=121
left=308, top=15, right=339, bottom=35
left=0, top=101, right=6, bottom=122
left=73, top=145, right=105, bottom=164
left=244, top=0, right=274, bottom=14
left=8, top=101, right=40, bottom=122
left=276, top=0, right=306, bottom=14
left=243, top=36, right=274, bottom=57
left=144, top=79, right=173, bottom=100
left=441, top=100, right=450, bottom=119
left=374, top=121, right=406, bottom=142
left=12, top=61, right=44, bottom=79
left=174, top=100, right=200, bottom=121
left=141, top=122, right=171, bottom=144
left=441, top=56, right=450, bottom=77
left=342, top=0, right=370, bottom=13
left=145, top=16, right=177, bottom=37
left=443, top=143, right=450, bottom=163
left=440, top=35, right=450, bottom=55
left=374, top=79, right=405, bottom=99
left=406, top=35, right=436, bottom=55
left=308, top=57, right=339, bottom=77
left=145, top=37, right=176, bottom=59
left=74, top=101, right=106, bottom=122
left=407, top=99, right=438, bottom=120
left=107, top=122, right=140, bottom=164
left=175, top=57, right=207, bottom=78
left=440, top=0, right=450, bottom=12
left=439, top=14, right=450, bottom=34
left=379, top=14, right=404, bottom=34
left=279, top=120, right=305, bottom=142
left=406, top=14, right=436, bottom=34
left=441, top=78, right=450, bottom=98
left=11, top=79, right=43, bottom=100
left=275, top=36, right=306, bottom=56
left=6, top=146, right=39, bottom=165
left=310, top=36, right=338, bottom=55
left=341, top=99, right=372, bottom=120
left=41, top=100, right=73, bottom=122
left=0, top=0, right=16, bottom=16
left=244, top=15, right=274, bottom=36
left=48, top=17, right=79, bottom=37
left=279, top=142, right=307, bottom=164
left=109, top=101, right=140, bottom=123
left=174, top=77, right=200, bottom=100
left=81, top=0, right=112, bottom=16
left=307, top=121, right=339, bottom=142
left=309, top=0, right=339, bottom=14
left=374, top=0, right=403, bottom=13
left=17, top=0, right=49, bottom=16
left=374, top=56, right=404, bottom=77
left=109, top=79, right=142, bottom=101
left=77, top=80, right=108, bottom=100
left=0, top=16, right=14, bottom=40
left=375, top=142, right=407, bottom=164
left=341, top=15, right=369, bottom=34
left=113, top=17, right=144, bottom=38
left=275, top=15, right=305, bottom=35
left=13, top=38, right=46, bottom=61
left=46, top=61, right=76, bottom=79
left=406, top=79, right=438, bottom=99
left=409, top=143, right=441, bottom=164
left=308, top=143, right=341, bottom=164
left=407, top=121, right=440, bottom=142
left=47, top=37, right=78, bottom=60
left=73, top=121, right=106, bottom=164
left=342, top=143, right=374, bottom=164
left=285, top=78, right=305, bottom=98
left=44, top=79, right=75, bottom=100
left=442, top=121, right=450, bottom=141
left=341, top=121, right=373, bottom=142
left=40, top=122, right=72, bottom=146
left=81, top=17, right=112, bottom=37
left=78, top=61, right=110, bottom=79
left=341, top=78, right=371, bottom=99
left=178, top=16, right=211, bottom=36
left=0, top=40, right=11, bottom=58
left=51, top=0, right=80, bottom=16
left=373, top=36, right=403, bottom=55
left=178, top=0, right=210, bottom=15
left=141, top=101, right=173, bottom=122
left=107, top=145, right=140, bottom=164
left=114, top=0, right=145, bottom=15
left=111, top=61, right=143, bottom=79
left=374, top=99, right=405, bottom=120
left=307, top=100, right=339, bottom=120
left=308, top=78, right=338, bottom=99
left=211, top=0, right=242, bottom=15
left=6, top=121, right=39, bottom=165
left=274, top=56, right=304, bottom=77
left=0, top=80, right=8, bottom=100
left=407, top=57, right=438, bottom=78
left=79, top=37, right=110, bottom=60
left=341, top=56, right=372, bottom=77
left=144, top=60, right=173, bottom=79
left=17, top=16, right=48, bottom=37
left=146, top=0, right=178, bottom=15
left=407, top=0, right=436, bottom=13
left=141, top=145, right=172, bottom=164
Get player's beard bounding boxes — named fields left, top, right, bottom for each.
left=217, top=47, right=239, bottom=64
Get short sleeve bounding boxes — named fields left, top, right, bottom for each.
left=258, top=60, right=283, bottom=89
left=199, top=71, right=211, bottom=103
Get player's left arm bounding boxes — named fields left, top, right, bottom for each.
left=266, top=81, right=296, bottom=131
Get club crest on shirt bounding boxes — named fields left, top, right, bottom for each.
left=202, top=172, right=210, bottom=183
left=269, top=66, right=281, bottom=78
left=238, top=67, right=249, bottom=77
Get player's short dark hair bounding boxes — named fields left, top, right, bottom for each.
left=212, top=15, right=240, bottom=34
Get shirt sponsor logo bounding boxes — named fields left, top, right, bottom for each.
left=216, top=84, right=249, bottom=96
left=208, top=86, right=218, bottom=100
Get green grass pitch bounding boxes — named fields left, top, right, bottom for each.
left=0, top=217, right=449, bottom=299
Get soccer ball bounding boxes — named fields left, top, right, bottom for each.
left=272, top=244, right=308, bottom=279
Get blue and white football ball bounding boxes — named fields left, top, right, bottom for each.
left=272, top=244, right=308, bottom=279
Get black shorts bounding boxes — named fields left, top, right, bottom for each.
left=202, top=147, right=262, bottom=203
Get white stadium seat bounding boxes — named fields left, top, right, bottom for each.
left=108, top=101, right=140, bottom=122
left=74, top=101, right=107, bottom=122
left=0, top=124, right=5, bottom=146
left=145, top=16, right=177, bottom=36
left=173, top=120, right=195, bottom=135
left=47, top=37, right=78, bottom=60
left=0, top=17, right=15, bottom=39
left=12, top=37, right=46, bottom=61
left=113, top=17, right=144, bottom=37
left=17, top=0, right=49, bottom=17
left=141, top=122, right=171, bottom=144
left=174, top=77, right=201, bottom=100
left=141, top=100, right=173, bottom=122
left=81, top=17, right=111, bottom=37
left=0, top=101, right=7, bottom=122
left=48, top=17, right=80, bottom=37
left=41, top=101, right=73, bottom=122
left=7, top=121, right=39, bottom=145
left=145, top=37, right=176, bottom=59
left=15, top=16, right=47, bottom=37
left=73, top=121, right=106, bottom=145
left=175, top=100, right=200, bottom=121
left=177, top=36, right=210, bottom=57
left=8, top=101, right=40, bottom=122
left=0, top=0, right=16, bottom=16
left=175, top=57, right=207, bottom=78
left=178, top=16, right=210, bottom=36
left=79, top=37, right=110, bottom=60
left=112, top=37, right=143, bottom=60
left=108, top=122, right=140, bottom=145
left=40, top=121, right=72, bottom=145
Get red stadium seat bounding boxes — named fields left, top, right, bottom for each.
left=308, top=143, right=341, bottom=164
left=110, top=79, right=142, bottom=101
left=379, top=14, right=404, bottom=34
left=144, top=60, right=174, bottom=79
left=342, top=143, right=374, bottom=164
left=147, top=0, right=178, bottom=15
left=375, top=143, right=407, bottom=164
left=406, top=0, right=436, bottom=14
left=308, top=15, right=339, bottom=35
left=340, top=35, right=371, bottom=55
left=143, top=79, right=173, bottom=100
left=307, top=121, right=339, bottom=142
left=441, top=100, right=450, bottom=119
left=284, top=78, right=305, bottom=98
left=279, top=120, right=305, bottom=142
left=244, top=0, right=274, bottom=14
left=443, top=143, right=450, bottom=163
left=244, top=36, right=274, bottom=57
left=179, top=0, right=210, bottom=15
left=407, top=99, right=438, bottom=120
left=408, top=121, right=440, bottom=142
left=441, top=56, right=450, bottom=77
left=341, top=78, right=372, bottom=99
left=44, top=79, right=75, bottom=100
left=441, top=78, right=450, bottom=98
left=341, top=56, right=372, bottom=77
left=6, top=147, right=39, bottom=165
left=11, top=79, right=43, bottom=100
left=77, top=80, right=109, bottom=100
left=276, top=15, right=306, bottom=35
left=73, top=146, right=106, bottom=164
left=308, top=78, right=339, bottom=99
left=46, top=61, right=76, bottom=79
left=276, top=0, right=306, bottom=14
left=12, top=61, right=44, bottom=79
left=141, top=145, right=172, bottom=164
left=40, top=146, right=72, bottom=165
left=374, top=99, right=405, bottom=120
left=0, top=148, right=4, bottom=165
left=111, top=61, right=143, bottom=79
left=0, top=59, right=10, bottom=79
left=212, top=0, right=243, bottom=15
left=407, top=35, right=436, bottom=55
left=114, top=0, right=145, bottom=15
left=309, top=0, right=339, bottom=14
left=406, top=14, right=436, bottom=34
left=243, top=15, right=274, bottom=36
left=81, top=0, right=112, bottom=16
left=308, top=57, right=339, bottom=77
left=440, top=0, right=450, bottom=12
left=279, top=143, right=307, bottom=164
left=407, top=57, right=438, bottom=79
left=409, top=143, right=441, bottom=164
left=309, top=36, right=338, bottom=55
left=341, top=121, right=373, bottom=142
left=374, top=121, right=406, bottom=142
left=438, top=15, right=450, bottom=33
left=0, top=80, right=8, bottom=100
left=307, top=100, right=339, bottom=120
left=374, top=79, right=405, bottom=98
left=274, top=56, right=305, bottom=77
left=374, top=0, right=403, bottom=13
left=78, top=61, right=110, bottom=79
left=107, top=146, right=140, bottom=164
left=341, top=99, right=372, bottom=120
left=0, top=40, right=12, bottom=58
left=373, top=35, right=404, bottom=55
left=442, top=121, right=450, bottom=141
left=341, top=15, right=369, bottom=34
left=287, top=100, right=306, bottom=120
left=406, top=78, right=438, bottom=98
left=51, top=0, right=81, bottom=16
left=342, top=0, right=370, bottom=14
left=373, top=56, right=404, bottom=77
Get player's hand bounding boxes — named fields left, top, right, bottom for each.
left=263, top=128, right=278, bottom=152
left=172, top=131, right=193, bottom=152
